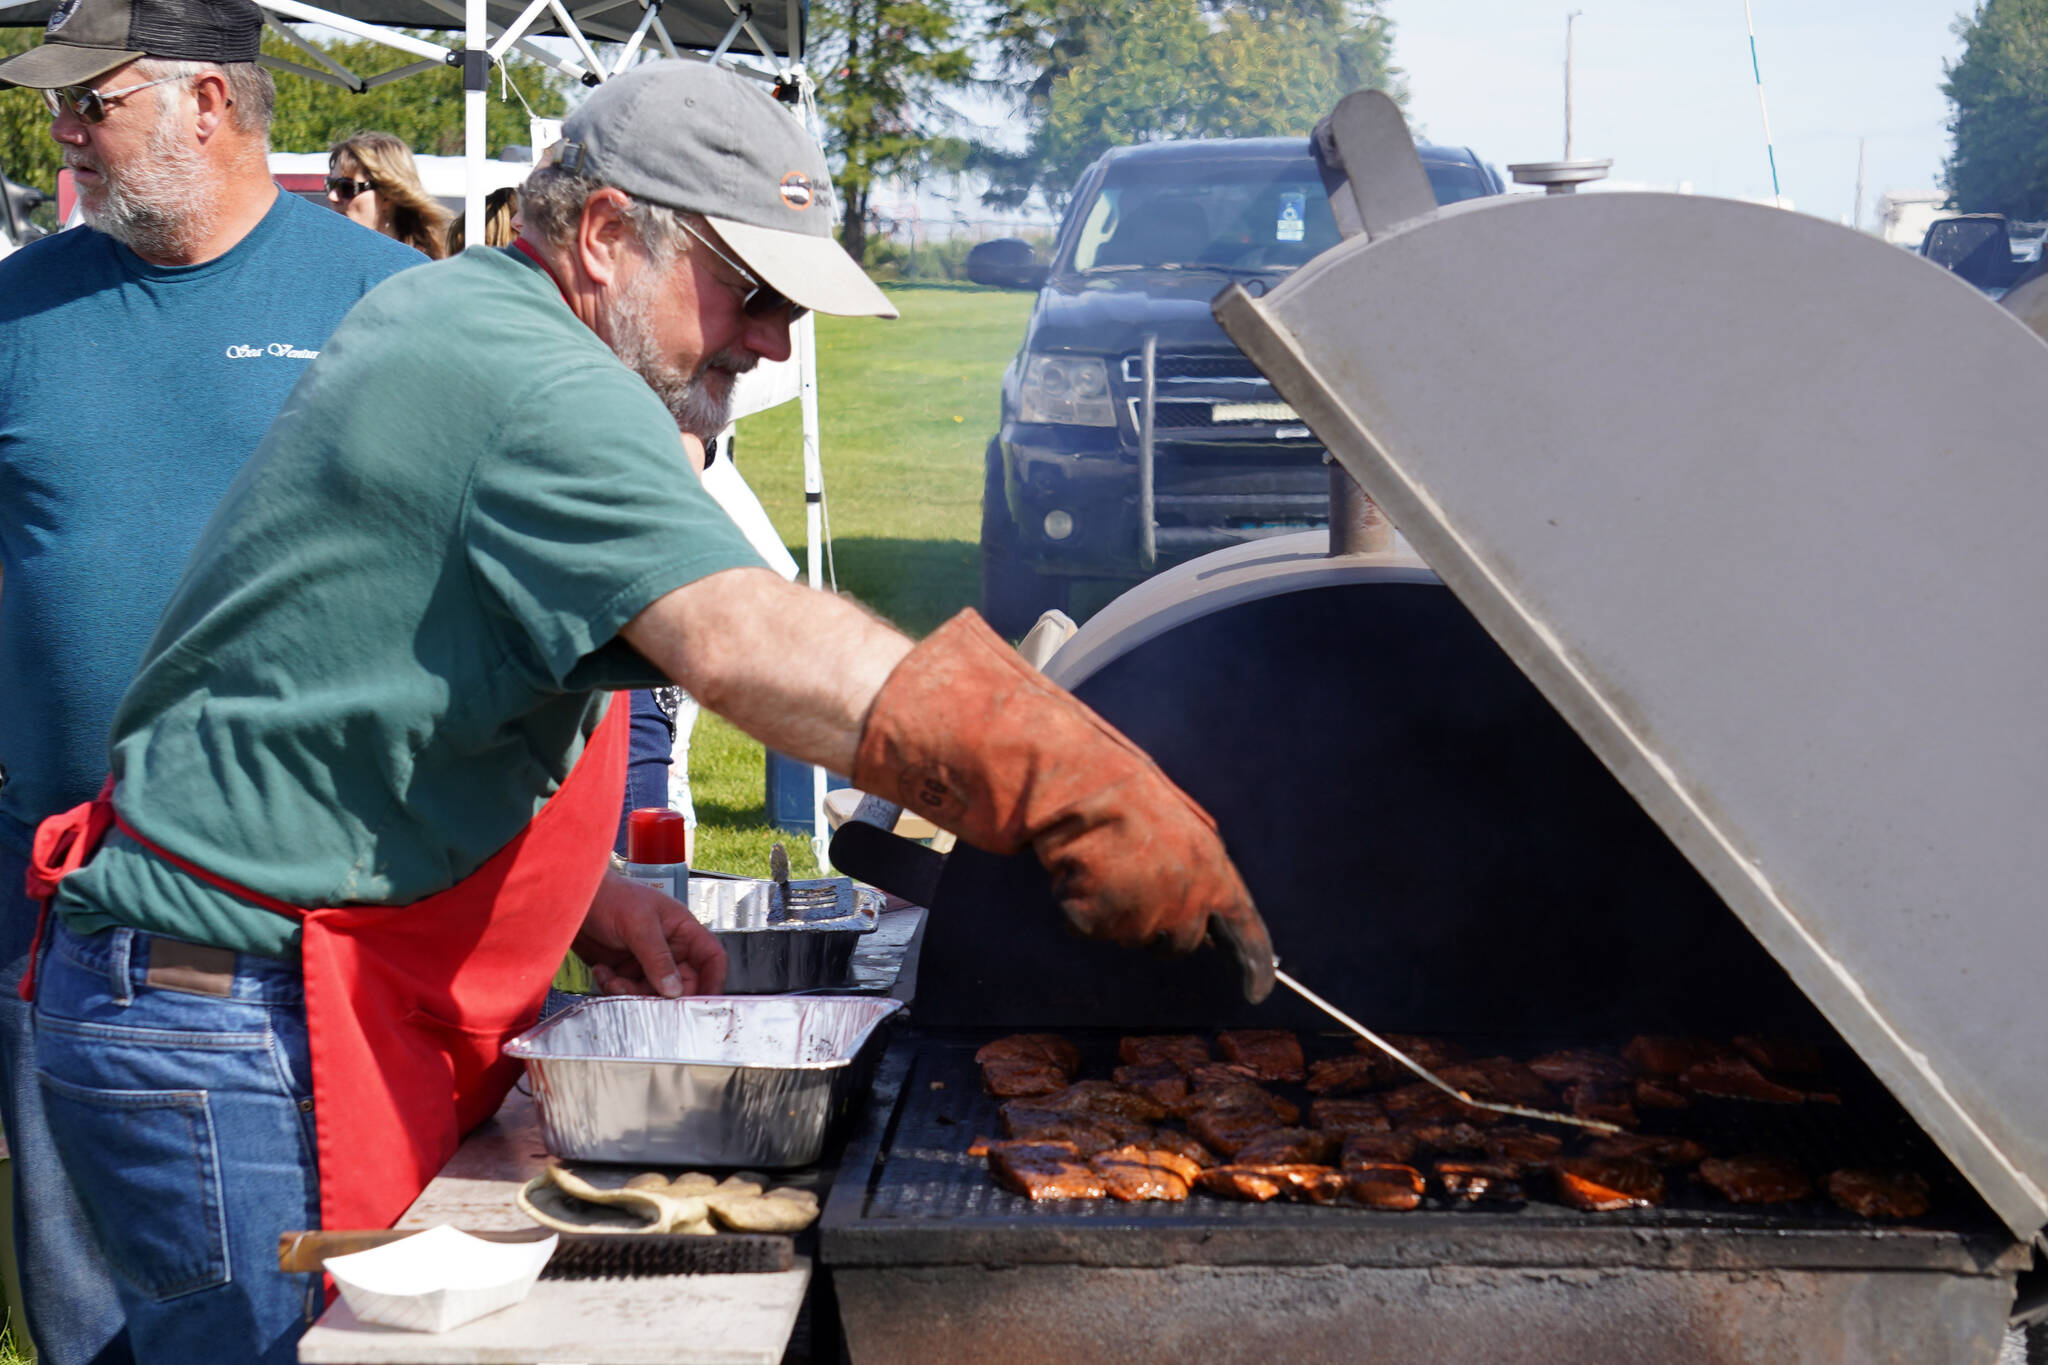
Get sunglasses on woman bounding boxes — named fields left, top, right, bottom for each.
left=326, top=177, right=375, bottom=202
left=678, top=218, right=808, bottom=323
left=41, top=73, right=187, bottom=124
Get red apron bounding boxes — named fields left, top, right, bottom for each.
left=23, top=696, right=628, bottom=1234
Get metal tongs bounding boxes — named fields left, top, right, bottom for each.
left=768, top=842, right=841, bottom=921
left=1273, top=963, right=1623, bottom=1135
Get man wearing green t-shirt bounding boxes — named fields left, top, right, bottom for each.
left=27, top=59, right=1275, bottom=1362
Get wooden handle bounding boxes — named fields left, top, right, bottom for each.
left=278, top=1227, right=549, bottom=1273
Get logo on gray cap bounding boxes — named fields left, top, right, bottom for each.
left=778, top=172, right=814, bottom=211
left=45, top=0, right=84, bottom=35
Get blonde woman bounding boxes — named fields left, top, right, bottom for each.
left=444, top=186, right=519, bottom=254
left=327, top=132, right=452, bottom=259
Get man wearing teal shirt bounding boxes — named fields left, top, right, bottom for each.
left=36, top=59, right=1275, bottom=1362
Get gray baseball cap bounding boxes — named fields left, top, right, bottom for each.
left=0, top=0, right=262, bottom=89
left=557, top=60, right=897, bottom=320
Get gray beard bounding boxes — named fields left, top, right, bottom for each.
left=73, top=95, right=218, bottom=259
left=605, top=261, right=756, bottom=439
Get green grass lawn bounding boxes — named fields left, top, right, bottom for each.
left=687, top=283, right=1033, bottom=878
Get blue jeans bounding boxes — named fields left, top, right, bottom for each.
left=614, top=688, right=676, bottom=855
left=33, top=919, right=323, bottom=1365
left=0, top=845, right=133, bottom=1364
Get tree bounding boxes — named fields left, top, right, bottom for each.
left=0, top=24, right=565, bottom=201
left=0, top=29, right=62, bottom=198
left=809, top=0, right=973, bottom=263
left=979, top=0, right=1401, bottom=209
left=263, top=29, right=566, bottom=156
left=1944, top=0, right=2048, bottom=217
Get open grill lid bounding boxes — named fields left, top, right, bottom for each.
left=1213, top=95, right=2048, bottom=1242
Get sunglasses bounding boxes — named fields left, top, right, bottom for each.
left=42, top=72, right=186, bottom=124
left=326, top=177, right=375, bottom=202
left=678, top=218, right=808, bottom=323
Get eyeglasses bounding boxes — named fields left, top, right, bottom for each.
left=678, top=218, right=808, bottom=323
left=325, top=177, right=375, bottom=202
left=41, top=73, right=187, bottom=124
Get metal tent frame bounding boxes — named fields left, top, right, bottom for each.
left=4, top=0, right=843, bottom=854
left=233, top=0, right=805, bottom=243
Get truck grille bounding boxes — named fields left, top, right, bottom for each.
left=1131, top=399, right=1312, bottom=431
left=1121, top=351, right=1312, bottom=434
left=1120, top=352, right=1273, bottom=386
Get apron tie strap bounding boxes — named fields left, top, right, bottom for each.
left=20, top=776, right=117, bottom=1001
left=111, top=811, right=307, bottom=921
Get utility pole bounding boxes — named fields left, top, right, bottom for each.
left=1853, top=137, right=1866, bottom=231
left=1565, top=10, right=1583, bottom=159
left=1511, top=9, right=1610, bottom=196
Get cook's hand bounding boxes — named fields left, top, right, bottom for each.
left=852, top=610, right=1276, bottom=1003
left=1035, top=771, right=1274, bottom=1004
left=574, top=871, right=726, bottom=997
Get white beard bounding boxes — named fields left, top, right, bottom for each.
left=604, top=259, right=757, bottom=439
left=72, top=89, right=218, bottom=259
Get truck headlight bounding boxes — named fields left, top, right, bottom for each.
left=1017, top=354, right=1115, bottom=427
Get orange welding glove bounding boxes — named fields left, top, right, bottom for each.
left=853, top=609, right=1275, bottom=1003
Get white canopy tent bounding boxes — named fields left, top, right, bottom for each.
left=4, top=0, right=846, bottom=853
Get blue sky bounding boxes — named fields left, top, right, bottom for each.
left=1388, top=0, right=1965, bottom=224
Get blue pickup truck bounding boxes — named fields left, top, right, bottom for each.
left=969, top=135, right=1503, bottom=634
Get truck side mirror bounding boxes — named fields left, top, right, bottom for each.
left=967, top=238, right=1049, bottom=290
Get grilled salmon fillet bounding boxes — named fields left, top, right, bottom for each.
left=1216, top=1030, right=1306, bottom=1083
left=1826, top=1169, right=1930, bottom=1219
left=1697, top=1156, right=1811, bottom=1204
left=1554, top=1157, right=1666, bottom=1211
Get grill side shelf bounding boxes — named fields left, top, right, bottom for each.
left=819, top=1033, right=2023, bottom=1276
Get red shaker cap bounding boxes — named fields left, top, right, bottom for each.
left=627, top=808, right=689, bottom=864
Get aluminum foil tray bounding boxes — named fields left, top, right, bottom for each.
left=689, top=873, right=868, bottom=926
left=688, top=877, right=879, bottom=993
left=718, top=914, right=877, bottom=994
left=505, top=995, right=904, bottom=1167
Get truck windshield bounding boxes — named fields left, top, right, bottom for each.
left=1066, top=155, right=1490, bottom=274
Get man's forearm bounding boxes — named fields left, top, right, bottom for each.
left=619, top=567, right=912, bottom=775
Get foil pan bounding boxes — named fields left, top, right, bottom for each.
left=506, top=995, right=904, bottom=1167
left=687, top=873, right=868, bottom=926
left=688, top=877, right=879, bottom=993
left=718, top=915, right=876, bottom=994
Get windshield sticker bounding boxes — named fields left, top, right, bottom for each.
left=1277, top=191, right=1306, bottom=242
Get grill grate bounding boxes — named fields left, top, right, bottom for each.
left=853, top=1031, right=1986, bottom=1234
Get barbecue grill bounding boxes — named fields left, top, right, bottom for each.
left=821, top=94, right=2048, bottom=1363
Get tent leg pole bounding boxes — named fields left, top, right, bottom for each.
left=463, top=0, right=486, bottom=247
left=797, top=310, right=830, bottom=864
